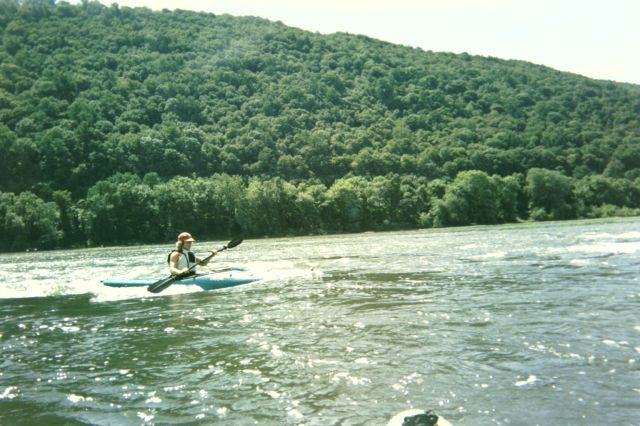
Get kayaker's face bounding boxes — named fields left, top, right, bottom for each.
left=183, top=241, right=193, bottom=250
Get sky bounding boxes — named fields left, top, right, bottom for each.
left=87, top=0, right=639, bottom=85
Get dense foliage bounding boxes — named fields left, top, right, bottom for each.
left=1, top=0, right=639, bottom=251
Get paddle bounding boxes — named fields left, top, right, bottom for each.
left=147, top=238, right=243, bottom=294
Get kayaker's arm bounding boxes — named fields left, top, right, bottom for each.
left=197, top=250, right=217, bottom=266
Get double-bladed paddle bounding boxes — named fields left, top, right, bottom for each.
left=147, top=238, right=243, bottom=294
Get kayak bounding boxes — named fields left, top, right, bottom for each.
left=102, top=269, right=260, bottom=291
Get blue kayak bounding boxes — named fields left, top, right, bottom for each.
left=102, top=270, right=260, bottom=291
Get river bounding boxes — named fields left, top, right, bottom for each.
left=1, top=218, right=639, bottom=425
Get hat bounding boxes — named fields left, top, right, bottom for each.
left=177, top=232, right=196, bottom=242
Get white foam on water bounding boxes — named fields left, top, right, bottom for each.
left=569, top=259, right=592, bottom=267
left=567, top=242, right=640, bottom=254
left=567, top=229, right=640, bottom=255
left=137, top=412, right=154, bottom=422
left=460, top=243, right=481, bottom=250
left=470, top=251, right=506, bottom=260
left=514, top=375, right=537, bottom=386
left=331, top=372, right=371, bottom=385
left=59, top=325, right=81, bottom=333
left=242, top=259, right=322, bottom=283
left=270, top=346, right=284, bottom=357
left=307, top=358, right=340, bottom=366
left=145, top=395, right=161, bottom=404
left=163, top=384, right=186, bottom=392
left=67, top=394, right=93, bottom=403
left=0, top=386, right=18, bottom=400
left=581, top=231, right=640, bottom=241
left=391, top=372, right=423, bottom=394
left=620, top=231, right=640, bottom=239
left=266, top=390, right=281, bottom=399
left=579, top=232, right=615, bottom=241
left=93, top=283, right=202, bottom=302
left=287, top=408, right=304, bottom=420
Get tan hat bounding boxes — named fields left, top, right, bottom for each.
left=177, top=232, right=195, bottom=242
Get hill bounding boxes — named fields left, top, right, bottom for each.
left=1, top=0, right=639, bottom=250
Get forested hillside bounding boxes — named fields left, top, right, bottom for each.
left=1, top=0, right=640, bottom=251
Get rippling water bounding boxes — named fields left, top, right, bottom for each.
left=1, top=218, right=639, bottom=425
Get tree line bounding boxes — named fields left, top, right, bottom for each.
left=0, top=1, right=639, bottom=251
left=2, top=170, right=639, bottom=252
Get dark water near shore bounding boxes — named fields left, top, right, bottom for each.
left=1, top=218, right=639, bottom=425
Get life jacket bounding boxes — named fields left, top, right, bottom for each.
left=167, top=249, right=197, bottom=271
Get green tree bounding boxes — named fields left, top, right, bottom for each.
left=526, top=168, right=575, bottom=220
left=323, top=176, right=367, bottom=232
left=153, top=176, right=198, bottom=239
left=80, top=174, right=160, bottom=245
left=604, top=139, right=640, bottom=179
left=434, top=170, right=499, bottom=226
left=494, top=174, right=525, bottom=222
left=52, top=189, right=81, bottom=245
left=192, top=174, right=246, bottom=239
left=236, top=177, right=308, bottom=236
left=0, top=191, right=62, bottom=251
left=362, top=174, right=403, bottom=229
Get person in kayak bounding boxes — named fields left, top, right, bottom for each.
left=168, top=232, right=215, bottom=276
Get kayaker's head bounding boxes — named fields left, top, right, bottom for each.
left=177, top=232, right=195, bottom=250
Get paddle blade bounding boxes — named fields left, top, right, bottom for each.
left=147, top=275, right=177, bottom=293
left=225, top=238, right=243, bottom=249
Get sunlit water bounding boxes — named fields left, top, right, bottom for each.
left=1, top=218, right=639, bottom=425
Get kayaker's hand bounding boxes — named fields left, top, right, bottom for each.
left=202, top=251, right=217, bottom=265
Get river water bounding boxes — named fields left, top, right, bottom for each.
left=1, top=218, right=639, bottom=425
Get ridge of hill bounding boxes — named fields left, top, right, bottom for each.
left=0, top=1, right=639, bottom=250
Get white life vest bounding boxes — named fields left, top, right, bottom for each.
left=168, top=250, right=197, bottom=271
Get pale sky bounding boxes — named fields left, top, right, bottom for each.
left=87, top=0, right=639, bottom=85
